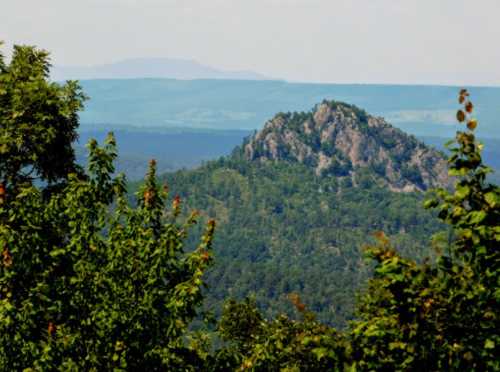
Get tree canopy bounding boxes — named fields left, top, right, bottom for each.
left=0, top=44, right=215, bottom=370
left=0, top=43, right=85, bottom=190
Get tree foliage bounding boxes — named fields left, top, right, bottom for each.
left=213, top=297, right=347, bottom=371
left=346, top=90, right=499, bottom=370
left=0, top=43, right=85, bottom=190
left=160, top=152, right=444, bottom=328
left=0, top=44, right=215, bottom=370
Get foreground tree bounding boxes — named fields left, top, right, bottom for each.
left=347, top=90, right=499, bottom=370
left=0, top=135, right=215, bottom=370
left=0, top=44, right=215, bottom=370
left=213, top=297, right=346, bottom=371
left=0, top=42, right=85, bottom=190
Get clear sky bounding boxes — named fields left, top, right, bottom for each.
left=2, top=0, right=500, bottom=85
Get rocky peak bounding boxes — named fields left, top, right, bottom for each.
left=242, top=100, right=451, bottom=192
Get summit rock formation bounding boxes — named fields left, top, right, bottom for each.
left=243, top=100, right=451, bottom=192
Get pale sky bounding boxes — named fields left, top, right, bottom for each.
left=2, top=0, right=500, bottom=85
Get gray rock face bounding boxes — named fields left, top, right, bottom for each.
left=243, top=101, right=452, bottom=192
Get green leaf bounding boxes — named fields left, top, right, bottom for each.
left=455, top=185, right=470, bottom=199
left=423, top=199, right=438, bottom=209
left=49, top=249, right=66, bottom=257
left=484, top=339, right=495, bottom=349
left=484, top=192, right=498, bottom=208
left=312, top=347, right=328, bottom=360
left=449, top=168, right=468, bottom=177
left=469, top=211, right=487, bottom=224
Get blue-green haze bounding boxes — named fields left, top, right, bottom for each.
left=79, top=79, right=500, bottom=138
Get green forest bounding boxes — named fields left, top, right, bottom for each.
left=158, top=154, right=445, bottom=327
left=1, top=44, right=499, bottom=371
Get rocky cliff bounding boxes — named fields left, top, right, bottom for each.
left=242, top=100, right=451, bottom=192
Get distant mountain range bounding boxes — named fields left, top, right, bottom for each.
left=51, top=58, right=269, bottom=81
left=76, top=79, right=500, bottom=139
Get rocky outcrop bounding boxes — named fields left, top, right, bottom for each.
left=243, top=100, right=452, bottom=192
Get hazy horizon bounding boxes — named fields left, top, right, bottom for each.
left=3, top=0, right=500, bottom=86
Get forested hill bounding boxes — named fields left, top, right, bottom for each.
left=158, top=101, right=448, bottom=327
left=240, top=100, right=451, bottom=192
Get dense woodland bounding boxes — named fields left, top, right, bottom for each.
left=159, top=156, right=445, bottom=327
left=1, top=44, right=499, bottom=370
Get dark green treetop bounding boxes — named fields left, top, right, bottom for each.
left=0, top=43, right=86, bottom=190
